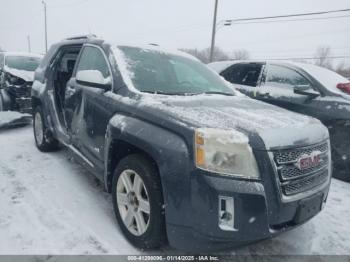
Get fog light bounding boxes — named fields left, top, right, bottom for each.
left=218, top=196, right=237, bottom=231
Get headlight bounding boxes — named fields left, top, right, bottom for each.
left=195, top=128, right=260, bottom=179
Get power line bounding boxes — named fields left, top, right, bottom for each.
left=230, top=14, right=350, bottom=25
left=225, top=8, right=350, bottom=23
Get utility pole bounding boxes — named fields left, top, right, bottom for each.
left=209, top=0, right=219, bottom=63
left=27, top=35, right=31, bottom=52
left=42, top=0, right=48, bottom=53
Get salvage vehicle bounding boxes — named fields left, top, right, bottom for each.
left=0, top=52, right=42, bottom=113
left=209, top=61, right=350, bottom=182
left=32, top=35, right=331, bottom=251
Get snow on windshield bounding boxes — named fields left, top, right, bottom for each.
left=111, top=45, right=235, bottom=95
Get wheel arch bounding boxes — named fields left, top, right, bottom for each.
left=104, top=114, right=190, bottom=199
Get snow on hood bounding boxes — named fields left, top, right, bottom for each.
left=106, top=92, right=328, bottom=149
left=4, top=66, right=35, bottom=82
left=153, top=95, right=329, bottom=149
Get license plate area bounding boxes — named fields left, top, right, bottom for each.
left=294, top=193, right=323, bottom=224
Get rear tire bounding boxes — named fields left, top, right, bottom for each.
left=33, top=106, right=59, bottom=152
left=0, top=94, right=3, bottom=111
left=112, top=154, right=165, bottom=249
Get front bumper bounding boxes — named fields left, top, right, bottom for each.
left=166, top=170, right=330, bottom=251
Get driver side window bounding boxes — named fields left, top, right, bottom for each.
left=265, top=65, right=311, bottom=90
left=76, top=46, right=110, bottom=79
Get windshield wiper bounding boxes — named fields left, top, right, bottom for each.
left=200, top=91, right=235, bottom=96
left=142, top=90, right=188, bottom=95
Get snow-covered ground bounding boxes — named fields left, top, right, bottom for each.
left=0, top=111, right=31, bottom=129
left=0, top=126, right=349, bottom=255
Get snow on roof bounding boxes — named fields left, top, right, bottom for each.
left=110, top=42, right=200, bottom=62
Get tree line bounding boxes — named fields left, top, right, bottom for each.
left=181, top=45, right=350, bottom=78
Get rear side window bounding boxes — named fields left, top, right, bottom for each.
left=75, top=46, right=110, bottom=78
left=265, top=65, right=311, bottom=89
left=223, top=63, right=263, bottom=87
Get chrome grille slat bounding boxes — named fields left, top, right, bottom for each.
left=282, top=170, right=329, bottom=196
left=272, top=141, right=329, bottom=196
left=280, top=164, right=328, bottom=181
left=274, top=143, right=328, bottom=165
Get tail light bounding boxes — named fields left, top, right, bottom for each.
left=336, top=83, right=350, bottom=94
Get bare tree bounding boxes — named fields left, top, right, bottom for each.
left=335, top=61, right=350, bottom=78
left=180, top=47, right=230, bottom=64
left=314, top=46, right=332, bottom=69
left=232, top=49, right=250, bottom=60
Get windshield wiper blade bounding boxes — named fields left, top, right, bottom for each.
left=142, top=90, right=178, bottom=95
left=201, top=91, right=235, bottom=96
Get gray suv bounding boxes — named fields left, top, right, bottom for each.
left=31, top=35, right=331, bottom=251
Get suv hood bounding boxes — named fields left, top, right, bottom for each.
left=4, top=66, right=34, bottom=82
left=140, top=94, right=329, bottom=150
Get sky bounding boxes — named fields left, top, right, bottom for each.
left=0, top=0, right=349, bottom=66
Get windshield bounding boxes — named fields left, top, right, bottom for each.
left=117, top=46, right=234, bottom=95
left=5, top=56, right=41, bottom=71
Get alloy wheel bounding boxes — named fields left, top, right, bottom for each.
left=116, top=169, right=151, bottom=236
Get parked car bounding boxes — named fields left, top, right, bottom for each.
left=209, top=61, right=350, bottom=182
left=32, top=36, right=331, bottom=251
left=0, top=52, right=42, bottom=113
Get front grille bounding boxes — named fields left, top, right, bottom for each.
left=13, top=85, right=32, bottom=97
left=283, top=169, right=329, bottom=195
left=274, top=142, right=328, bottom=165
left=272, top=141, right=330, bottom=196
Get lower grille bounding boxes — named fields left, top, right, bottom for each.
left=272, top=141, right=330, bottom=196
left=283, top=169, right=329, bottom=195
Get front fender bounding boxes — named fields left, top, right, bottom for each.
left=105, top=114, right=194, bottom=226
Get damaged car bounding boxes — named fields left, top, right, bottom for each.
left=32, top=35, right=331, bottom=251
left=209, top=61, right=350, bottom=182
left=0, top=52, right=42, bottom=113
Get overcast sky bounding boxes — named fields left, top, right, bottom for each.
left=1, top=0, right=349, bottom=65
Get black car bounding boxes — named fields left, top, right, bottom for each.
left=0, top=52, right=42, bottom=113
left=209, top=61, right=350, bottom=182
left=32, top=35, right=331, bottom=251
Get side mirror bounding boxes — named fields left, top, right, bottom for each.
left=294, top=86, right=320, bottom=99
left=76, top=70, right=111, bottom=91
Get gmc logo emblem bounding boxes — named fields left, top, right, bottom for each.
left=295, top=152, right=321, bottom=170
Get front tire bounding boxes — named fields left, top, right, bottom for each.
left=112, top=154, right=165, bottom=249
left=33, top=106, right=59, bottom=152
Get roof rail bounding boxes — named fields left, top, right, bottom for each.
left=65, top=34, right=97, bottom=40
